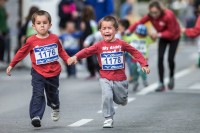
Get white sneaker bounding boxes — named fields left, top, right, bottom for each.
left=51, top=109, right=60, bottom=121
left=103, top=119, right=113, bottom=128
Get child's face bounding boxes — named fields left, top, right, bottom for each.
left=32, top=15, right=51, bottom=37
left=99, top=21, right=118, bottom=42
left=66, top=22, right=75, bottom=33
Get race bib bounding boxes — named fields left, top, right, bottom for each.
left=34, top=43, right=59, bottom=65
left=130, top=40, right=147, bottom=54
left=101, top=52, right=124, bottom=70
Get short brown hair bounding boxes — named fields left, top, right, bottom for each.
left=31, top=10, right=51, bottom=24
left=98, top=15, right=119, bottom=30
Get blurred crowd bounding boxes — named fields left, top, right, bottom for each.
left=0, top=0, right=200, bottom=79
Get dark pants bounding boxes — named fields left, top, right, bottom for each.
left=0, top=35, right=5, bottom=61
left=30, top=69, right=60, bottom=119
left=158, top=38, right=180, bottom=83
left=65, top=49, right=78, bottom=77
left=87, top=56, right=100, bottom=77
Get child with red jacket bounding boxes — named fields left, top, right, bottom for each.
left=68, top=16, right=150, bottom=128
left=6, top=10, right=70, bottom=127
left=182, top=5, right=200, bottom=67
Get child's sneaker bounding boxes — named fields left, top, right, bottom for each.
left=103, top=119, right=113, bottom=128
left=143, top=80, right=149, bottom=87
left=51, top=109, right=60, bottom=121
left=31, top=116, right=41, bottom=127
left=133, top=82, right=139, bottom=92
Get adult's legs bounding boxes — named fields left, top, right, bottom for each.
left=158, top=38, right=169, bottom=83
left=168, top=38, right=180, bottom=78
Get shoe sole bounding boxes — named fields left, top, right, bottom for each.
left=52, top=117, right=60, bottom=121
left=103, top=126, right=113, bottom=128
left=31, top=119, right=41, bottom=127
left=155, top=87, right=166, bottom=92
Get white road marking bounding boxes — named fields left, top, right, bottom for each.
left=68, top=119, right=93, bottom=127
left=128, top=97, right=135, bottom=103
left=136, top=66, right=196, bottom=95
left=97, top=97, right=135, bottom=113
left=189, top=83, right=200, bottom=90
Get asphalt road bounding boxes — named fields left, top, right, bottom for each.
left=1, top=42, right=200, bottom=133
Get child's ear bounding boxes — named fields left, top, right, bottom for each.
left=32, top=24, right=36, bottom=30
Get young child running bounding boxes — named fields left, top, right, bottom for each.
left=124, top=24, right=154, bottom=91
left=6, top=10, right=70, bottom=127
left=68, top=16, right=150, bottom=128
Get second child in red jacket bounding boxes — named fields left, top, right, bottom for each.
left=182, top=5, right=200, bottom=67
left=68, top=16, right=150, bottom=128
left=6, top=10, right=70, bottom=128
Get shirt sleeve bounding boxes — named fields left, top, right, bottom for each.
left=185, top=16, right=200, bottom=38
left=75, top=42, right=99, bottom=59
left=128, top=15, right=150, bottom=32
left=57, top=40, right=70, bottom=63
left=9, top=42, right=31, bottom=67
left=123, top=41, right=148, bottom=67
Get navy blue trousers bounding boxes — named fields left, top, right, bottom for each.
left=30, top=69, right=60, bottom=119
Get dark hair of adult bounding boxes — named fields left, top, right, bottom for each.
left=148, top=0, right=164, bottom=14
left=26, top=6, right=39, bottom=22
left=82, top=5, right=95, bottom=22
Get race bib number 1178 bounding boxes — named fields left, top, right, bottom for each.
left=101, top=52, right=124, bottom=70
left=34, top=43, right=59, bottom=65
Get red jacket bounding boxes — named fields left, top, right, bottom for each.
left=128, top=9, right=180, bottom=40
left=185, top=16, right=200, bottom=38
left=75, top=39, right=148, bottom=81
left=10, top=34, right=70, bottom=78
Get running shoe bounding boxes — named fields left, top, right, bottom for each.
left=155, top=83, right=165, bottom=92
left=143, top=80, right=149, bottom=87
left=133, top=82, right=139, bottom=92
left=103, top=119, right=113, bottom=128
left=168, top=78, right=174, bottom=90
left=51, top=109, right=60, bottom=121
left=31, top=116, right=41, bottom=127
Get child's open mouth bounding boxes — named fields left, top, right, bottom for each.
left=104, top=35, right=111, bottom=37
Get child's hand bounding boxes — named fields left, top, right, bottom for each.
left=125, top=29, right=131, bottom=35
left=181, top=28, right=186, bottom=33
left=67, top=56, right=78, bottom=65
left=142, top=66, right=150, bottom=74
left=6, top=66, right=13, bottom=76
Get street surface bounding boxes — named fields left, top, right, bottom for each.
left=1, top=42, right=200, bottom=133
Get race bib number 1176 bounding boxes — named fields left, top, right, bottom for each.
left=34, top=43, right=59, bottom=65
left=101, top=52, right=124, bottom=70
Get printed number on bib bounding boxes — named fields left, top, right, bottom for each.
left=101, top=52, right=124, bottom=70
left=34, top=43, right=59, bottom=65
